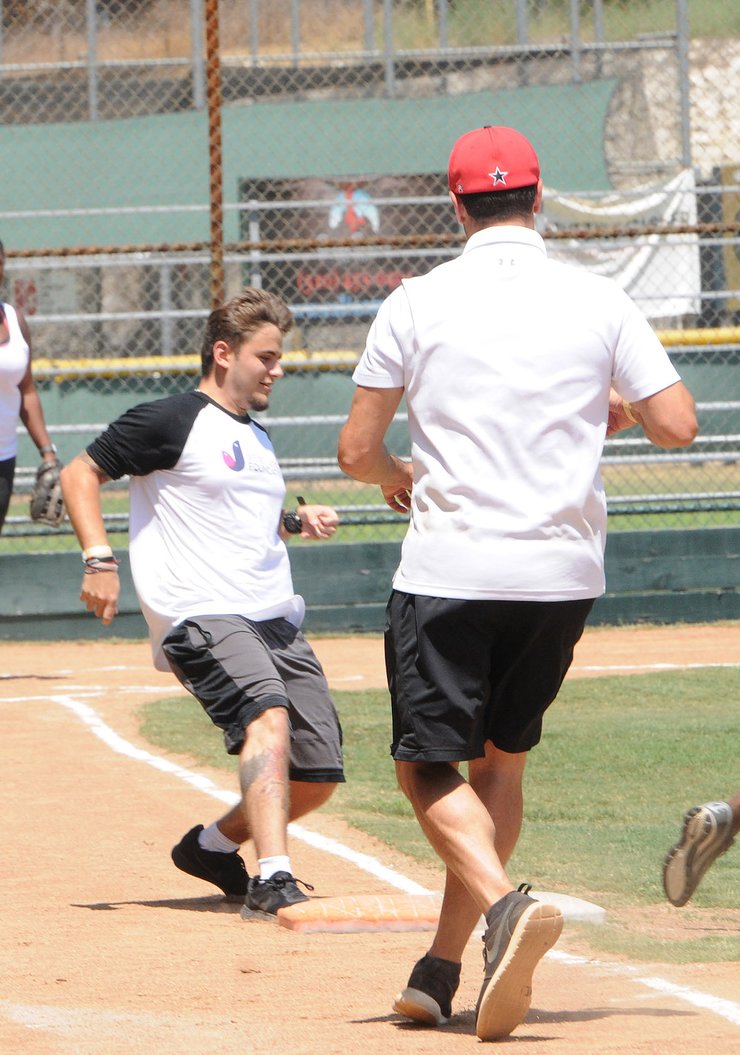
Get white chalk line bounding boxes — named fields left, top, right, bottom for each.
left=571, top=661, right=739, bottom=673
left=549, top=951, right=740, bottom=1026
left=0, top=1000, right=233, bottom=1035
left=5, top=689, right=740, bottom=1031
left=50, top=694, right=431, bottom=895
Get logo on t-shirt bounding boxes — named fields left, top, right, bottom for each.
left=222, top=440, right=245, bottom=471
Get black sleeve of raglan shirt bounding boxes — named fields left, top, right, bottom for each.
left=86, top=390, right=209, bottom=480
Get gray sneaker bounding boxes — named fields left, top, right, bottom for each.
left=393, top=953, right=461, bottom=1026
left=475, top=884, right=563, bottom=1042
left=663, top=801, right=735, bottom=907
left=240, top=871, right=313, bottom=920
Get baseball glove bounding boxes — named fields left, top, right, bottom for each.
left=29, top=457, right=66, bottom=527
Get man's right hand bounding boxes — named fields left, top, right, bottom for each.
left=80, top=571, right=120, bottom=625
left=381, top=482, right=412, bottom=513
left=380, top=455, right=413, bottom=513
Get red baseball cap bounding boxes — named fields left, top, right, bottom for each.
left=448, top=125, right=540, bottom=194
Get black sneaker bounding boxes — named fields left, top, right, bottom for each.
left=240, top=871, right=314, bottom=920
left=393, top=953, right=461, bottom=1026
left=171, top=824, right=249, bottom=898
left=475, top=884, right=563, bottom=1041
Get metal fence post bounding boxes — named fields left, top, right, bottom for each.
left=205, top=0, right=224, bottom=308
left=516, top=0, right=528, bottom=45
left=251, top=0, right=260, bottom=61
left=363, top=0, right=374, bottom=52
left=593, top=0, right=604, bottom=78
left=191, top=0, right=206, bottom=110
left=291, top=0, right=301, bottom=66
left=570, top=0, right=581, bottom=84
left=248, top=202, right=262, bottom=289
left=676, top=0, right=693, bottom=169
left=437, top=0, right=449, bottom=50
left=86, top=0, right=99, bottom=121
left=159, top=261, right=174, bottom=357
left=516, top=0, right=529, bottom=86
left=383, top=0, right=396, bottom=97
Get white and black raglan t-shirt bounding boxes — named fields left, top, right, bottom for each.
left=87, top=390, right=304, bottom=670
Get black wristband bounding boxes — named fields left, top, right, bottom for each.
left=282, top=511, right=303, bottom=534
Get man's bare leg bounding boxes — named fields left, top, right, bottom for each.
left=393, top=744, right=527, bottom=1024
left=171, top=707, right=338, bottom=899
left=211, top=706, right=338, bottom=857
left=395, top=755, right=514, bottom=915
left=395, top=744, right=560, bottom=1039
left=427, top=744, right=527, bottom=962
left=215, top=779, right=337, bottom=844
left=228, top=706, right=291, bottom=859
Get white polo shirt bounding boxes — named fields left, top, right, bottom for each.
left=352, top=226, right=680, bottom=601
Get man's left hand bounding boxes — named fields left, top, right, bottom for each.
left=296, top=504, right=339, bottom=540
left=607, top=388, right=637, bottom=435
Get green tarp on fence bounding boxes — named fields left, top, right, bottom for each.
left=1, top=81, right=616, bottom=249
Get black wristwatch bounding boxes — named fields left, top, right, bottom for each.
left=282, top=510, right=303, bottom=534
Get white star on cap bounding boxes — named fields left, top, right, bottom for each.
left=489, top=167, right=508, bottom=186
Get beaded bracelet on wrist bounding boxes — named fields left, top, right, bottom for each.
left=83, top=556, right=121, bottom=575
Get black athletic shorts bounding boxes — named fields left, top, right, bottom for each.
left=162, top=614, right=344, bottom=783
left=385, top=591, right=594, bottom=761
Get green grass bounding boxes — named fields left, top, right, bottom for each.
left=138, top=667, right=740, bottom=963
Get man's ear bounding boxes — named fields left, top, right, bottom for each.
left=449, top=190, right=467, bottom=226
left=449, top=192, right=466, bottom=228
left=533, top=178, right=544, bottom=214
left=212, top=339, right=232, bottom=369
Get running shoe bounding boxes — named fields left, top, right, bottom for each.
left=663, top=801, right=735, bottom=906
left=475, top=884, right=563, bottom=1042
left=171, top=824, right=249, bottom=897
left=393, top=953, right=461, bottom=1026
left=240, top=871, right=313, bottom=919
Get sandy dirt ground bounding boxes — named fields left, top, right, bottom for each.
left=1, top=623, right=739, bottom=1054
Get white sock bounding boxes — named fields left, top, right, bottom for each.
left=259, top=855, right=291, bottom=881
left=198, top=823, right=240, bottom=854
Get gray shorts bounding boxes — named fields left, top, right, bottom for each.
left=162, top=614, right=344, bottom=783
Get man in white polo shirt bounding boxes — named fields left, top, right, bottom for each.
left=338, top=125, right=697, bottom=1040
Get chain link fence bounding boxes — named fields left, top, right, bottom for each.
left=1, top=0, right=738, bottom=551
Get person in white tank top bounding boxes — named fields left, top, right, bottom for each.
left=0, top=239, right=58, bottom=531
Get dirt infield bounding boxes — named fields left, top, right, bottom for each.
left=2, top=624, right=739, bottom=1054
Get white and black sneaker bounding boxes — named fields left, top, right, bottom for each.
left=240, top=872, right=313, bottom=919
left=663, top=801, right=735, bottom=906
